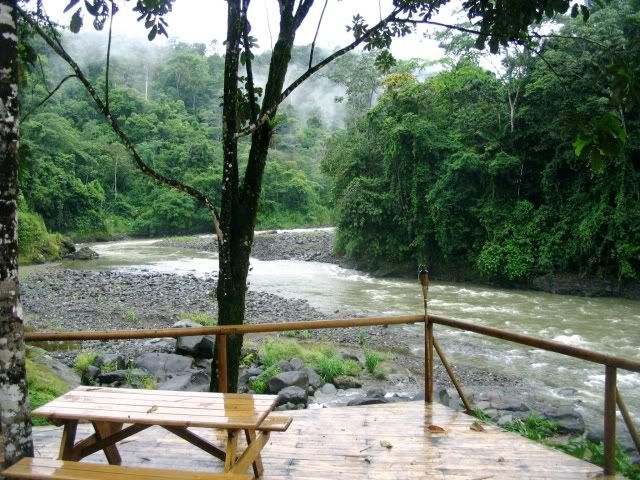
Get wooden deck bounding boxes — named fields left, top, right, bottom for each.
left=31, top=401, right=604, bottom=479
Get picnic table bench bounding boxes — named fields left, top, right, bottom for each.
left=3, top=386, right=291, bottom=480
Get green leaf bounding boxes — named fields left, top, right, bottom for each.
left=148, top=24, right=157, bottom=41
left=573, top=134, right=591, bottom=157
left=580, top=5, right=590, bottom=22
left=70, top=8, right=83, bottom=33
left=63, top=0, right=81, bottom=13
left=570, top=4, right=579, bottom=18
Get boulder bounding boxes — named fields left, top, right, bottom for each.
left=26, top=347, right=80, bottom=388
left=497, top=414, right=514, bottom=427
left=95, top=353, right=126, bottom=370
left=82, top=365, right=100, bottom=385
left=158, top=370, right=210, bottom=392
left=268, top=371, right=309, bottom=394
left=319, top=383, right=337, bottom=395
left=276, top=360, right=294, bottom=372
left=134, top=353, right=193, bottom=382
left=332, top=376, right=361, bottom=389
left=60, top=237, right=75, bottom=255
left=542, top=406, right=585, bottom=434
left=491, top=398, right=530, bottom=412
left=366, top=387, right=386, bottom=398
left=302, top=367, right=322, bottom=389
left=246, top=366, right=264, bottom=377
left=172, top=320, right=202, bottom=329
left=277, top=386, right=308, bottom=406
left=98, top=368, right=148, bottom=385
left=289, top=357, right=304, bottom=371
left=175, top=335, right=215, bottom=359
left=65, top=246, right=99, bottom=260
left=348, top=396, right=388, bottom=407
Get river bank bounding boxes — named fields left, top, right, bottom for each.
left=157, top=229, right=640, bottom=299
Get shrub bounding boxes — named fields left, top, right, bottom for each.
left=74, top=352, right=98, bottom=375
left=364, top=351, right=384, bottom=375
left=502, top=415, right=559, bottom=441
left=26, top=355, right=70, bottom=426
left=249, top=365, right=281, bottom=393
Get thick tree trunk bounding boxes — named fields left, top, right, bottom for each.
left=0, top=0, right=34, bottom=467
left=212, top=0, right=309, bottom=392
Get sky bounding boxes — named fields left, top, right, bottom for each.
left=43, top=0, right=465, bottom=60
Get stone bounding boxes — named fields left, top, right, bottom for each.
left=587, top=429, right=604, bottom=444
left=497, top=414, right=513, bottom=427
left=277, top=386, right=308, bottom=406
left=332, top=376, right=361, bottom=389
left=172, top=320, right=202, bottom=329
left=302, top=367, right=322, bottom=389
left=275, top=402, right=296, bottom=412
left=341, top=352, right=362, bottom=365
left=289, top=357, right=304, bottom=371
left=95, top=353, right=126, bottom=370
left=158, top=370, right=210, bottom=392
left=542, top=406, right=585, bottom=434
left=366, top=387, right=386, bottom=398
left=348, top=396, right=388, bottom=406
left=438, top=388, right=452, bottom=406
left=319, top=383, right=337, bottom=395
left=27, top=347, right=80, bottom=388
left=476, top=401, right=491, bottom=410
left=268, top=371, right=309, bottom=393
left=246, top=366, right=264, bottom=377
left=98, top=368, right=148, bottom=385
left=82, top=365, right=100, bottom=385
left=491, top=398, right=530, bottom=412
left=194, top=358, right=212, bottom=371
left=557, top=388, right=579, bottom=397
left=277, top=360, right=294, bottom=372
left=175, top=335, right=215, bottom=359
left=65, top=246, right=99, bottom=260
left=134, top=353, right=193, bottom=382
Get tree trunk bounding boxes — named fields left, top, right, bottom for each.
left=0, top=0, right=34, bottom=467
left=211, top=0, right=307, bottom=393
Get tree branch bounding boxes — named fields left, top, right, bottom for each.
left=235, top=7, right=401, bottom=139
left=105, top=1, right=115, bottom=111
left=18, top=7, right=223, bottom=243
left=308, top=0, right=328, bottom=69
left=21, top=74, right=77, bottom=122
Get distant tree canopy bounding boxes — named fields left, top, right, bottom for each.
left=324, top=0, right=640, bottom=284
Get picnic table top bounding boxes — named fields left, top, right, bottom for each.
left=32, top=386, right=279, bottom=430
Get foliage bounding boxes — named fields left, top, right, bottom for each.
left=554, top=440, right=640, bottom=479
left=25, top=354, right=71, bottom=426
left=73, top=351, right=98, bottom=375
left=248, top=365, right=281, bottom=394
left=325, top=0, right=640, bottom=283
left=259, top=338, right=360, bottom=382
left=180, top=312, right=217, bottom=326
left=17, top=203, right=63, bottom=265
left=502, top=415, right=559, bottom=441
left=472, top=408, right=492, bottom=422
left=364, top=350, right=384, bottom=375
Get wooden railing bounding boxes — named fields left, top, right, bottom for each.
left=25, top=313, right=640, bottom=476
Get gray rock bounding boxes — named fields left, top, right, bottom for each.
left=158, top=370, right=210, bottom=392
left=247, top=366, right=264, bottom=377
left=135, top=353, right=193, bottom=382
left=491, top=398, right=530, bottom=412
left=438, top=388, right=452, bottom=406
left=276, top=360, right=294, bottom=372
left=289, top=358, right=304, bottom=371
left=302, top=367, right=322, bottom=389
left=27, top=347, right=80, bottom=388
left=65, top=246, right=99, bottom=260
left=194, top=358, right=212, bottom=370
left=277, top=386, right=308, bottom=406
left=275, top=402, right=297, bottom=412
left=98, top=368, right=148, bottom=385
left=332, top=376, right=361, bottom=389
left=497, top=414, right=513, bottom=426
left=587, top=429, right=604, bottom=444
left=95, top=353, right=126, bottom=370
left=319, top=383, right=337, bottom=395
left=82, top=365, right=100, bottom=385
left=172, top=320, right=202, bottom=329
left=476, top=401, right=491, bottom=410
left=542, top=406, right=585, bottom=434
left=268, top=371, right=309, bottom=393
left=366, top=387, right=385, bottom=398
left=175, top=335, right=215, bottom=359
left=348, top=396, right=388, bottom=406
left=557, top=388, right=579, bottom=397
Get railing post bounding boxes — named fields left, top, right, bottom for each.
left=603, top=365, right=617, bottom=476
left=217, top=334, right=228, bottom=393
left=419, top=266, right=433, bottom=403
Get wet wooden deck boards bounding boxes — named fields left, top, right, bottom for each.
left=31, top=401, right=604, bottom=479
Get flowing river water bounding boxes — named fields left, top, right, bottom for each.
left=37, top=229, right=640, bottom=432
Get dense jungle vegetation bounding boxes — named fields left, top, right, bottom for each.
left=17, top=37, right=343, bottom=262
left=17, top=0, right=640, bottom=288
left=324, top=0, right=640, bottom=285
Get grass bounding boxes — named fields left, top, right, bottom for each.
left=502, top=415, right=559, bottom=441
left=554, top=439, right=640, bottom=480
left=249, top=365, right=281, bottom=394
left=364, top=350, right=384, bottom=375
left=179, top=312, right=217, bottom=326
left=25, top=356, right=71, bottom=426
left=140, top=375, right=157, bottom=390
left=73, top=351, right=98, bottom=375
left=259, top=338, right=360, bottom=383
left=125, top=308, right=138, bottom=323
left=100, top=361, right=118, bottom=373
left=472, top=408, right=492, bottom=422
left=282, top=329, right=311, bottom=339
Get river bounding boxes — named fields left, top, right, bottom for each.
left=39, top=229, right=640, bottom=431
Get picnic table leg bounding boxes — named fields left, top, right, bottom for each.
left=244, top=430, right=264, bottom=478
left=58, top=420, right=78, bottom=460
left=224, top=429, right=239, bottom=472
left=92, top=421, right=123, bottom=465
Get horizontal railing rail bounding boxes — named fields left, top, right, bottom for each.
left=24, top=312, right=640, bottom=476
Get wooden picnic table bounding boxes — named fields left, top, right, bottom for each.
left=32, top=386, right=292, bottom=478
